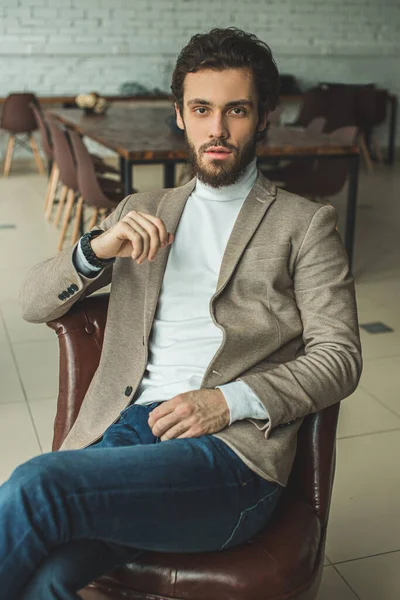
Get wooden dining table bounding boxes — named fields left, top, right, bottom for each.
left=49, top=105, right=360, bottom=269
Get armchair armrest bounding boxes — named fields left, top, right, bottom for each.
left=47, top=293, right=109, bottom=451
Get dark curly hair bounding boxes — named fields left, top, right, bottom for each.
left=171, top=27, right=280, bottom=120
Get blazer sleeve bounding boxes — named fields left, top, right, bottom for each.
left=19, top=194, right=132, bottom=324
left=237, top=204, right=363, bottom=437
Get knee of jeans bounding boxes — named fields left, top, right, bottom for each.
left=11, top=453, right=61, bottom=490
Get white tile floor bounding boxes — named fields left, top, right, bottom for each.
left=1, top=156, right=400, bottom=599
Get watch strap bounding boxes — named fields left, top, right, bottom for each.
left=80, top=230, right=115, bottom=269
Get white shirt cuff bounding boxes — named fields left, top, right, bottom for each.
left=216, top=380, right=270, bottom=425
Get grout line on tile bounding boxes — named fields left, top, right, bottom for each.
left=330, top=548, right=400, bottom=567
left=362, top=354, right=400, bottom=363
left=331, top=565, right=362, bottom=599
left=336, top=426, right=400, bottom=441
left=0, top=307, right=45, bottom=454
left=357, top=384, right=400, bottom=421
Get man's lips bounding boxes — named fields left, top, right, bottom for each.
left=205, top=147, right=232, bottom=153
left=204, top=147, right=233, bottom=159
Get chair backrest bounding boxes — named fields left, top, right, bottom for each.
left=0, top=92, right=39, bottom=134
left=47, top=293, right=340, bottom=526
left=30, top=103, right=53, bottom=160
left=306, top=117, right=327, bottom=135
left=372, top=89, right=388, bottom=126
left=283, top=126, right=358, bottom=198
left=68, top=128, right=118, bottom=209
left=328, top=126, right=358, bottom=144
left=46, top=116, right=78, bottom=190
left=304, top=126, right=358, bottom=197
left=293, top=87, right=327, bottom=127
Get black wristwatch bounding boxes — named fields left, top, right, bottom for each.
left=80, top=230, right=115, bottom=269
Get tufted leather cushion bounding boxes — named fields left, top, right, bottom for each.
left=48, top=294, right=339, bottom=600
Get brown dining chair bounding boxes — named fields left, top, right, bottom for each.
left=62, top=129, right=125, bottom=251
left=47, top=292, right=340, bottom=600
left=1, top=92, right=45, bottom=176
left=34, top=109, right=120, bottom=220
left=30, top=103, right=60, bottom=216
left=306, top=116, right=327, bottom=135
left=261, top=117, right=328, bottom=183
left=46, top=116, right=80, bottom=235
left=267, top=126, right=358, bottom=201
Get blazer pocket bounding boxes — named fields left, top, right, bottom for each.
left=241, top=242, right=290, bottom=262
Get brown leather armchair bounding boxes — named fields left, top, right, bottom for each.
left=47, top=293, right=339, bottom=600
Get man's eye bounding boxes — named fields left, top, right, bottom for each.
left=194, top=107, right=208, bottom=115
left=231, top=108, right=246, bottom=116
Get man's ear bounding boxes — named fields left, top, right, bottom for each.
left=175, top=103, right=185, bottom=130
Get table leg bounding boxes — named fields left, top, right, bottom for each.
left=345, top=153, right=360, bottom=272
left=387, top=94, right=397, bottom=165
left=164, top=163, right=175, bottom=188
left=123, top=159, right=133, bottom=195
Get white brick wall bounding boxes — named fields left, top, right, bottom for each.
left=1, top=0, right=399, bottom=158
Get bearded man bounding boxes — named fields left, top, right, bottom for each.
left=0, top=27, right=361, bottom=599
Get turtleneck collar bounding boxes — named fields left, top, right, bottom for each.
left=194, top=157, right=258, bottom=202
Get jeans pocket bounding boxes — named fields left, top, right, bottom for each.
left=219, top=483, right=282, bottom=551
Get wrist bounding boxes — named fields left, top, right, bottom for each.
left=90, top=235, right=109, bottom=260
left=81, top=231, right=115, bottom=268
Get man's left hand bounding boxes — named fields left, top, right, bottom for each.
left=148, top=389, right=230, bottom=441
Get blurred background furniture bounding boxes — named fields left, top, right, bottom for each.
left=285, top=83, right=392, bottom=171
left=0, top=92, right=45, bottom=176
left=68, top=128, right=124, bottom=234
left=46, top=116, right=82, bottom=243
left=46, top=117, right=122, bottom=251
left=49, top=106, right=361, bottom=269
left=31, top=103, right=60, bottom=217
left=262, top=126, right=358, bottom=201
left=47, top=293, right=341, bottom=600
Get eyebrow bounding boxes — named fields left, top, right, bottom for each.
left=187, top=98, right=253, bottom=108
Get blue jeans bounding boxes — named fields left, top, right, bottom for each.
left=0, top=402, right=282, bottom=599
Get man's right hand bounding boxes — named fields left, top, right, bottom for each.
left=90, top=210, right=174, bottom=265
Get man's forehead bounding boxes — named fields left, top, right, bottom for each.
left=183, top=67, right=256, bottom=102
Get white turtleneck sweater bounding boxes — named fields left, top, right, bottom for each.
left=75, top=158, right=269, bottom=425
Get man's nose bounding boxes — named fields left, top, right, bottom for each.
left=209, top=114, right=229, bottom=139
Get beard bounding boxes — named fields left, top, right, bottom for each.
left=184, top=130, right=257, bottom=188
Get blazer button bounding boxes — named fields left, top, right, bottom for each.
left=58, top=293, right=65, bottom=301
left=125, top=386, right=133, bottom=397
left=67, top=286, right=75, bottom=295
left=71, top=283, right=78, bottom=292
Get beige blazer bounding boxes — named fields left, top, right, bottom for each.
left=20, top=172, right=362, bottom=487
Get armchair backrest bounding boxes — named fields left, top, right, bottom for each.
left=47, top=294, right=340, bottom=528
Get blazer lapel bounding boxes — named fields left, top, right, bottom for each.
left=143, top=171, right=277, bottom=341
left=143, top=177, right=196, bottom=341
left=215, top=172, right=277, bottom=295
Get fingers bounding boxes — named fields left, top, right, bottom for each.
left=123, top=215, right=149, bottom=262
left=160, top=422, right=194, bottom=442
left=122, top=210, right=174, bottom=264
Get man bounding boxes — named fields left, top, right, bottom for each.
left=1, top=28, right=362, bottom=599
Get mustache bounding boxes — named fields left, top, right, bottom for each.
left=200, top=140, right=237, bottom=154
